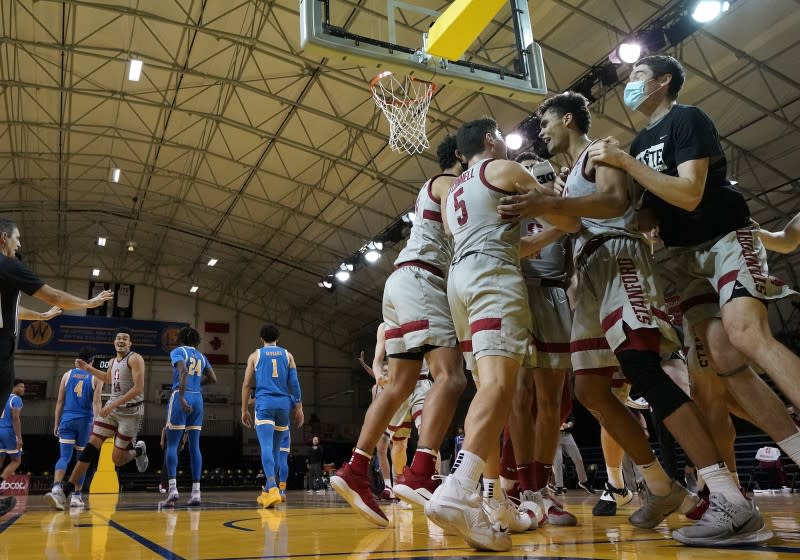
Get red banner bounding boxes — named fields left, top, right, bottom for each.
left=0, top=474, right=30, bottom=496
left=204, top=322, right=230, bottom=364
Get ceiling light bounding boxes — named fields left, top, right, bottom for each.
left=127, top=241, right=136, bottom=252
left=128, top=59, right=143, bottom=81
left=92, top=269, right=100, bottom=277
left=190, top=286, right=199, bottom=293
left=506, top=133, right=523, bottom=151
left=691, top=1, right=729, bottom=23
left=97, top=237, right=107, bottom=247
left=365, top=249, right=381, bottom=263
left=111, top=168, right=121, bottom=183
left=617, top=42, right=642, bottom=64
left=402, top=211, right=416, bottom=224
left=207, top=258, right=218, bottom=267
left=335, top=269, right=350, bottom=282
left=318, top=279, right=334, bottom=289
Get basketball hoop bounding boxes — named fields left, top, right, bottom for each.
left=370, top=71, right=436, bottom=155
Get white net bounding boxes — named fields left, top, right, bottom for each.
left=370, top=72, right=435, bottom=155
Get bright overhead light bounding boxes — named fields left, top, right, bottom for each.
left=691, top=1, right=728, bottom=23
left=97, top=237, right=107, bottom=247
left=128, top=59, right=143, bottom=81
left=111, top=168, right=121, bottom=183
left=506, top=133, right=523, bottom=151
left=363, top=241, right=382, bottom=263
left=92, top=269, right=100, bottom=277
left=402, top=211, right=416, bottom=224
left=190, top=285, right=199, bottom=293
left=207, top=258, right=218, bottom=267
left=318, top=279, right=334, bottom=289
left=335, top=269, right=350, bottom=282
left=617, top=42, right=642, bottom=64
left=127, top=241, right=136, bottom=252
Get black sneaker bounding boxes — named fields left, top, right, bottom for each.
left=0, top=496, right=17, bottom=516
left=592, top=482, right=632, bottom=517
left=555, top=486, right=566, bottom=496
left=578, top=480, right=595, bottom=494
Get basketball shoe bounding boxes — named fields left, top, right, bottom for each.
left=393, top=466, right=441, bottom=507
left=672, top=494, right=773, bottom=546
left=593, top=482, right=633, bottom=516
left=330, top=464, right=389, bottom=527
left=629, top=480, right=687, bottom=529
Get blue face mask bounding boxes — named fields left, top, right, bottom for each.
left=624, top=78, right=665, bottom=110
left=623, top=80, right=649, bottom=110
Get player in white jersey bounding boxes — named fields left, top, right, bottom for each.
left=331, top=135, right=467, bottom=527
left=497, top=91, right=768, bottom=544
left=424, top=118, right=579, bottom=552
left=503, top=152, right=579, bottom=526
left=53, top=327, right=149, bottom=509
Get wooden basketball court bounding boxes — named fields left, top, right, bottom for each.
left=3, top=491, right=800, bottom=559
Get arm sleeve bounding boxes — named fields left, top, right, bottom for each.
left=1, top=259, right=45, bottom=295
left=288, top=368, right=302, bottom=403
left=673, top=107, right=721, bottom=165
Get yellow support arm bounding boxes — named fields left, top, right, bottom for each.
left=426, top=0, right=507, bottom=60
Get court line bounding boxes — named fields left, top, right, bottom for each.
left=89, top=513, right=187, bottom=560
left=0, top=514, right=21, bottom=534
left=223, top=517, right=258, bottom=532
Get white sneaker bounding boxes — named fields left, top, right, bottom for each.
left=70, top=494, right=85, bottom=509
left=518, top=489, right=545, bottom=527
left=483, top=492, right=533, bottom=533
left=538, top=488, right=578, bottom=526
left=188, top=493, right=201, bottom=507
left=45, top=487, right=66, bottom=511
left=424, top=475, right=511, bottom=552
left=161, top=487, right=179, bottom=508
left=135, top=441, right=149, bottom=472
left=672, top=493, right=773, bottom=546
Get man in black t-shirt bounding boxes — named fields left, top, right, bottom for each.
left=586, top=55, right=796, bottom=547
left=0, top=217, right=113, bottom=516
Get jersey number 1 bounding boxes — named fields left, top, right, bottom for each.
left=271, top=359, right=279, bottom=378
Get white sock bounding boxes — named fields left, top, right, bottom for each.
left=698, top=462, right=748, bottom=507
left=606, top=466, right=624, bottom=489
left=778, top=431, right=800, bottom=467
left=499, top=475, right=516, bottom=491
left=192, top=482, right=200, bottom=494
left=483, top=478, right=499, bottom=498
left=169, top=478, right=177, bottom=491
left=637, top=460, right=672, bottom=496
left=452, top=450, right=485, bottom=485
left=383, top=478, right=392, bottom=489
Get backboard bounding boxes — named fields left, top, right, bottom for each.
left=300, top=0, right=547, bottom=101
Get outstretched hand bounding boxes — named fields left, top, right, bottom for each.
left=89, top=290, right=114, bottom=308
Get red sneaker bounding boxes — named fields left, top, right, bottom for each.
left=686, top=486, right=710, bottom=521
left=330, top=464, right=389, bottom=527
left=379, top=487, right=397, bottom=501
left=393, top=466, right=441, bottom=507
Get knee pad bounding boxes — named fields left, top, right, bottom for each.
left=617, top=350, right=691, bottom=419
left=79, top=442, right=100, bottom=464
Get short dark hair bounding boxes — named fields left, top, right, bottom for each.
left=0, top=218, right=17, bottom=237
left=436, top=134, right=460, bottom=171
left=537, top=92, right=592, bottom=134
left=78, top=346, right=96, bottom=363
left=260, top=323, right=280, bottom=343
left=178, top=326, right=201, bottom=347
left=636, top=55, right=685, bottom=98
left=513, top=151, right=543, bottom=164
left=456, top=118, right=498, bottom=161
left=116, top=326, right=132, bottom=338
left=13, top=379, right=24, bottom=386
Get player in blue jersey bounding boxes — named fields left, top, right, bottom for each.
left=45, top=347, right=103, bottom=510
left=241, top=324, right=304, bottom=508
left=276, top=425, right=291, bottom=501
left=162, top=326, right=217, bottom=507
left=0, top=380, right=24, bottom=491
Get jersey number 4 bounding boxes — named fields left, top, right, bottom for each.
left=187, top=356, right=203, bottom=376
left=74, top=380, right=84, bottom=398
left=452, top=187, right=469, bottom=226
